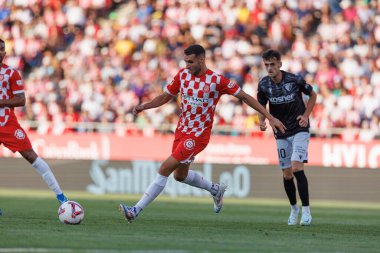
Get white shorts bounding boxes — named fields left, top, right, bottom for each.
left=275, top=131, right=310, bottom=170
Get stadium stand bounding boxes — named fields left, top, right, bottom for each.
left=1, top=0, right=379, bottom=140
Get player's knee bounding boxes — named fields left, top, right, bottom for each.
left=282, top=168, right=293, bottom=180
left=291, top=161, right=303, bottom=171
left=292, top=168, right=303, bottom=175
left=19, top=149, right=38, bottom=164
left=292, top=165, right=303, bottom=173
left=173, top=173, right=186, bottom=182
left=283, top=174, right=293, bottom=180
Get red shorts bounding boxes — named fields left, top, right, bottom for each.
left=171, top=130, right=210, bottom=164
left=0, top=122, right=32, bottom=153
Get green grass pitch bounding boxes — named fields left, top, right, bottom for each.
left=0, top=189, right=379, bottom=253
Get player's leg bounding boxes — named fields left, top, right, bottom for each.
left=119, top=155, right=179, bottom=223
left=173, top=163, right=226, bottom=213
left=292, top=162, right=311, bottom=225
left=19, top=148, right=68, bottom=204
left=173, top=134, right=227, bottom=213
left=2, top=124, right=67, bottom=204
left=290, top=132, right=311, bottom=225
left=283, top=167, right=299, bottom=225
left=173, top=163, right=216, bottom=195
left=277, top=138, right=299, bottom=225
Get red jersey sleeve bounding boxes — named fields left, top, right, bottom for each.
left=218, top=75, right=241, bottom=95
left=10, top=69, right=24, bottom=95
left=164, top=70, right=181, bottom=96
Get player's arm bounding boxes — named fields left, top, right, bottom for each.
left=234, top=90, right=286, bottom=134
left=297, top=90, right=317, bottom=127
left=0, top=93, right=26, bottom=108
left=257, top=109, right=267, bottom=131
left=296, top=77, right=317, bottom=127
left=133, top=92, right=173, bottom=115
left=256, top=84, right=268, bottom=131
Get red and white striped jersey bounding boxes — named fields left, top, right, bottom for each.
left=165, top=68, right=240, bottom=137
left=0, top=64, right=24, bottom=127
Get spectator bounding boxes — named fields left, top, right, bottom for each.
left=1, top=0, right=379, bottom=139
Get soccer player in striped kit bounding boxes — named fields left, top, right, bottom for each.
left=0, top=38, right=68, bottom=205
left=120, top=44, right=286, bottom=223
left=257, top=49, right=317, bottom=226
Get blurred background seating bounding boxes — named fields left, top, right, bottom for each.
left=1, top=0, right=379, bottom=140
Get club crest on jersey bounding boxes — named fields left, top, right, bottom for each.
left=285, top=83, right=292, bottom=91
left=203, top=84, right=210, bottom=92
left=184, top=139, right=195, bottom=150
left=227, top=81, right=235, bottom=89
left=14, top=129, right=25, bottom=140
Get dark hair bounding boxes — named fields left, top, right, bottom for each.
left=262, top=49, right=281, bottom=61
left=184, top=44, right=205, bottom=56
left=0, top=38, right=4, bottom=44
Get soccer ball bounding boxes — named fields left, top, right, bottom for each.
left=58, top=201, right=84, bottom=225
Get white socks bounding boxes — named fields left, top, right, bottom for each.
left=135, top=174, right=168, bottom=213
left=32, top=157, right=63, bottom=195
left=134, top=171, right=216, bottom=215
left=302, top=206, right=311, bottom=214
left=291, top=204, right=299, bottom=211
left=182, top=170, right=215, bottom=194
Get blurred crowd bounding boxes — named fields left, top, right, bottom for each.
left=1, top=0, right=380, bottom=140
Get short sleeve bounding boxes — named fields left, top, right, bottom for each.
left=218, top=75, right=240, bottom=95
left=10, top=69, right=24, bottom=95
left=257, top=83, right=268, bottom=106
left=164, top=71, right=181, bottom=96
left=296, top=76, right=313, bottom=96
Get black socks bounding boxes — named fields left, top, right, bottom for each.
left=283, top=177, right=297, bottom=205
left=294, top=170, right=309, bottom=206
left=283, top=170, right=310, bottom=206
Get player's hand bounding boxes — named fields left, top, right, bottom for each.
left=259, top=121, right=267, bottom=131
left=133, top=104, right=145, bottom=116
left=268, top=117, right=286, bottom=134
left=297, top=115, right=309, bottom=127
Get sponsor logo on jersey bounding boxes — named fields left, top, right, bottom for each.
left=14, top=129, right=25, bottom=140
left=203, top=84, right=210, bottom=92
left=227, top=81, right=235, bottom=89
left=184, top=139, right=195, bottom=150
left=268, top=93, right=296, bottom=104
left=182, top=94, right=208, bottom=103
left=16, top=80, right=23, bottom=86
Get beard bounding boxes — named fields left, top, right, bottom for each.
left=191, top=66, right=201, bottom=76
left=192, top=69, right=199, bottom=75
